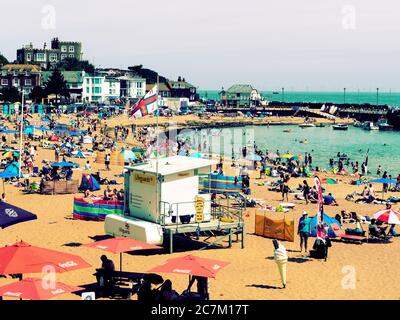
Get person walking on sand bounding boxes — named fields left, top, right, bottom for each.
left=302, top=180, right=311, bottom=205
left=281, top=176, right=289, bottom=202
left=105, top=153, right=110, bottom=171
left=298, top=211, right=311, bottom=253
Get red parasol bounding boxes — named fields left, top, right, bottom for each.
left=83, top=237, right=162, bottom=271
left=374, top=208, right=400, bottom=225
left=0, top=278, right=83, bottom=300
left=147, top=255, right=229, bottom=278
left=0, top=241, right=91, bottom=275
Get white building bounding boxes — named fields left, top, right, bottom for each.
left=105, top=156, right=218, bottom=245
left=119, top=75, right=146, bottom=100
left=82, top=75, right=121, bottom=103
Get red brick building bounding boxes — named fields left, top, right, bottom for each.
left=0, top=64, right=41, bottom=95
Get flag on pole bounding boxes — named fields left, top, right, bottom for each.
left=314, top=176, right=324, bottom=222
left=130, top=85, right=158, bottom=118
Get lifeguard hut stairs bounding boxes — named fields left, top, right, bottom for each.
left=160, top=199, right=245, bottom=254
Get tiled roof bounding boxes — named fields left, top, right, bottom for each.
left=168, top=80, right=195, bottom=89
left=226, top=84, right=254, bottom=94
left=2, top=64, right=41, bottom=73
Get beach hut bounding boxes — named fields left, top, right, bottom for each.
left=105, top=156, right=216, bottom=244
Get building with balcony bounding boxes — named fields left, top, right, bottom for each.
left=219, top=84, right=261, bottom=107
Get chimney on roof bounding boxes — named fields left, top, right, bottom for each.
left=178, top=76, right=182, bottom=82
left=44, top=42, right=47, bottom=49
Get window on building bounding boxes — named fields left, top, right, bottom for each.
left=61, top=46, right=67, bottom=52
left=13, top=78, right=20, bottom=87
left=26, top=53, right=32, bottom=61
left=1, top=79, right=8, bottom=86
left=86, top=87, right=90, bottom=94
left=92, top=87, right=102, bottom=94
left=49, top=53, right=58, bottom=62
left=92, top=78, right=101, bottom=85
left=1, top=71, right=6, bottom=76
left=137, top=82, right=142, bottom=88
left=61, top=54, right=68, bottom=60
left=86, top=78, right=90, bottom=85
left=69, top=54, right=74, bottom=58
left=69, top=46, right=75, bottom=53
left=25, top=79, right=32, bottom=86
left=36, top=53, right=46, bottom=62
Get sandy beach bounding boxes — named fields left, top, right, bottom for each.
left=1, top=113, right=399, bottom=300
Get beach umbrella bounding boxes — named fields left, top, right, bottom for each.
left=0, top=241, right=91, bottom=275
left=190, top=152, right=204, bottom=159
left=147, top=255, right=229, bottom=279
left=369, top=178, right=397, bottom=185
left=369, top=178, right=398, bottom=199
left=120, top=150, right=137, bottom=162
left=50, top=161, right=79, bottom=168
left=83, top=237, right=162, bottom=272
left=0, top=202, right=37, bottom=230
left=246, top=154, right=262, bottom=161
left=267, top=152, right=279, bottom=160
left=280, top=153, right=293, bottom=159
left=0, top=278, right=83, bottom=300
left=373, top=208, right=400, bottom=225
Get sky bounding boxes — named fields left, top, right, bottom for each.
left=1, top=0, right=400, bottom=91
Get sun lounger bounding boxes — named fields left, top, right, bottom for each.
left=330, top=223, right=366, bottom=244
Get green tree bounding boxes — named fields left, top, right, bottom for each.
left=0, top=53, right=8, bottom=66
left=56, top=57, right=95, bottom=73
left=29, top=86, right=47, bottom=103
left=0, top=87, right=20, bottom=103
left=45, top=68, right=69, bottom=100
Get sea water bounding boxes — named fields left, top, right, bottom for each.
left=199, top=90, right=400, bottom=106
left=181, top=125, right=400, bottom=176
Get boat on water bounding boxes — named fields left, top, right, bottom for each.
left=272, top=91, right=279, bottom=94
left=283, top=129, right=292, bottom=133
left=376, top=119, right=394, bottom=131
left=299, top=123, right=316, bottom=128
left=299, top=139, right=309, bottom=144
left=332, top=124, right=349, bottom=131
left=362, top=121, right=379, bottom=131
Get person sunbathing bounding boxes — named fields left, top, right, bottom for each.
left=323, top=193, right=338, bottom=206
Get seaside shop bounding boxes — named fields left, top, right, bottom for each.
left=105, top=155, right=245, bottom=253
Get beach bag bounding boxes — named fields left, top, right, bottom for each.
left=310, top=239, right=327, bottom=259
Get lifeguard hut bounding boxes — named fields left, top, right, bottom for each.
left=105, top=155, right=245, bottom=253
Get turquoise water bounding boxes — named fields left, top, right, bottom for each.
left=198, top=90, right=400, bottom=107
left=182, top=125, right=400, bottom=176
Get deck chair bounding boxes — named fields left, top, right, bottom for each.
left=368, top=226, right=388, bottom=242
left=330, top=223, right=366, bottom=244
